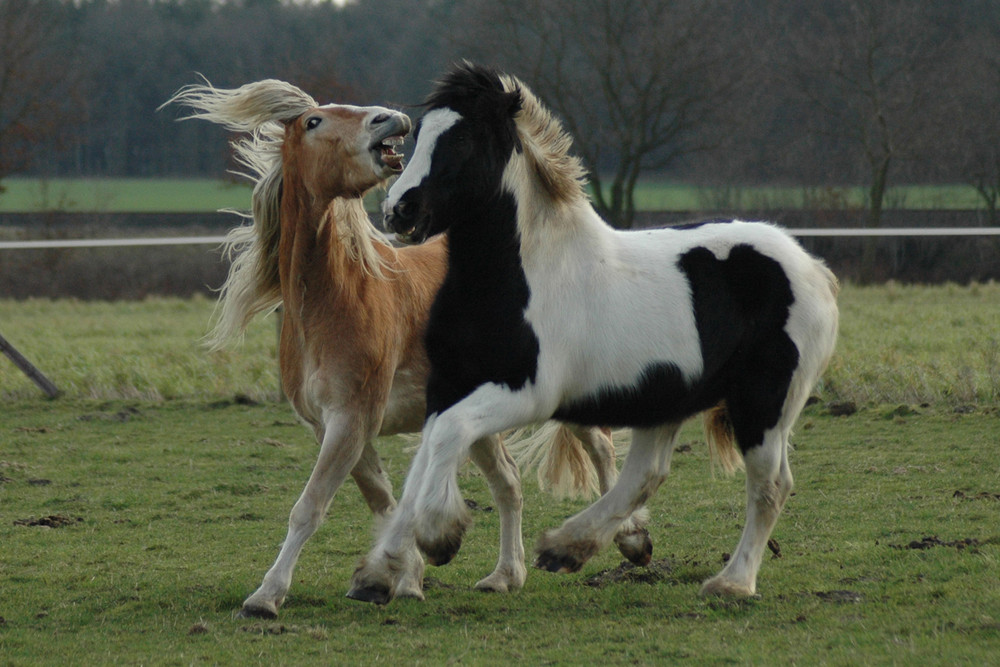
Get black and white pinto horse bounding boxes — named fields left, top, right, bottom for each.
left=348, top=63, right=839, bottom=604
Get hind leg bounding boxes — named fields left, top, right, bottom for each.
left=536, top=424, right=678, bottom=573
left=571, top=425, right=652, bottom=566
left=468, top=435, right=527, bottom=593
left=700, top=426, right=792, bottom=597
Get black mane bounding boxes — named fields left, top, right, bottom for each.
left=424, top=62, right=520, bottom=117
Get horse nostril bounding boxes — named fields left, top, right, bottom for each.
left=372, top=113, right=391, bottom=125
left=393, top=201, right=413, bottom=220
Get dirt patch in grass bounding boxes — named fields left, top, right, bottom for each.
left=953, top=490, right=1000, bottom=501
left=584, top=558, right=674, bottom=587
left=13, top=514, right=84, bottom=528
left=889, top=536, right=985, bottom=551
left=825, top=401, right=858, bottom=417
left=814, top=589, right=864, bottom=603
left=239, top=623, right=328, bottom=639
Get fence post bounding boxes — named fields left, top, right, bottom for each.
left=0, top=332, right=61, bottom=398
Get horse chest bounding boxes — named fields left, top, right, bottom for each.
left=423, top=253, right=541, bottom=415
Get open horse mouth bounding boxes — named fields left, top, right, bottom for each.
left=373, top=135, right=406, bottom=172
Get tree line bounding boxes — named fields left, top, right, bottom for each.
left=1, top=0, right=998, bottom=229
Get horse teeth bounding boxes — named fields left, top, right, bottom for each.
left=382, top=136, right=404, bottom=147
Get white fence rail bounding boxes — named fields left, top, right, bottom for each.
left=1, top=228, right=1000, bottom=250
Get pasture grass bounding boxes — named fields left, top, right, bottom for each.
left=1, top=283, right=998, bottom=662
left=1, top=399, right=998, bottom=664
left=0, top=177, right=986, bottom=213
left=0, top=178, right=254, bottom=214
left=0, top=296, right=281, bottom=402
left=3, top=283, right=999, bottom=408
left=627, top=181, right=986, bottom=212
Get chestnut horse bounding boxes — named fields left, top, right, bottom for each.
left=163, top=80, right=645, bottom=616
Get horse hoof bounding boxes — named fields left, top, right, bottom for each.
left=534, top=550, right=584, bottom=574
left=394, top=585, right=426, bottom=601
left=475, top=566, right=526, bottom=593
left=237, top=600, right=278, bottom=619
left=699, top=575, right=755, bottom=598
left=614, top=527, right=653, bottom=566
left=534, top=531, right=598, bottom=573
left=346, top=582, right=393, bottom=606
left=417, top=534, right=463, bottom=567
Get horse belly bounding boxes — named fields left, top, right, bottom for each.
left=526, top=246, right=705, bottom=422
left=552, top=360, right=723, bottom=428
left=379, top=367, right=428, bottom=436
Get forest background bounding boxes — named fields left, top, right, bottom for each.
left=1, top=0, right=999, bottom=291
left=3, top=0, right=1000, bottom=224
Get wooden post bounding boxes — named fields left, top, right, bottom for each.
left=0, top=332, right=60, bottom=398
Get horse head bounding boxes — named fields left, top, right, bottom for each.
left=384, top=63, right=522, bottom=244
left=284, top=103, right=411, bottom=202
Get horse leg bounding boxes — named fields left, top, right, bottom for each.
left=468, top=434, right=527, bottom=593
left=409, top=392, right=541, bottom=567
left=240, top=412, right=370, bottom=618
left=349, top=442, right=425, bottom=600
left=535, top=424, right=679, bottom=573
left=349, top=390, right=536, bottom=604
left=700, top=426, right=792, bottom=598
left=570, top=425, right=652, bottom=566
left=347, top=420, right=436, bottom=605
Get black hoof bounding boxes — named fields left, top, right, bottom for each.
left=237, top=604, right=278, bottom=620
left=417, top=533, right=464, bottom=567
left=534, top=550, right=584, bottom=574
left=345, top=582, right=392, bottom=606
left=614, top=527, right=653, bottom=566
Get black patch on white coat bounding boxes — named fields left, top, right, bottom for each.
left=399, top=65, right=539, bottom=416
left=554, top=243, right=799, bottom=452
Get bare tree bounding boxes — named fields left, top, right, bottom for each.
left=0, top=0, right=76, bottom=186
left=950, top=8, right=1000, bottom=224
left=779, top=0, right=956, bottom=229
left=455, top=0, right=754, bottom=229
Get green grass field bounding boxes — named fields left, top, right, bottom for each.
left=0, top=177, right=987, bottom=213
left=2, top=283, right=998, bottom=406
left=2, top=400, right=998, bottom=663
left=1, top=285, right=999, bottom=663
left=0, top=178, right=255, bottom=214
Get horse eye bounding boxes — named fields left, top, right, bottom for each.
left=306, top=117, right=322, bottom=130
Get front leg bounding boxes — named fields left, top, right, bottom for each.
left=347, top=417, right=438, bottom=605
left=241, top=412, right=371, bottom=618
left=570, top=425, right=653, bottom=566
left=409, top=387, right=539, bottom=567
left=467, top=435, right=526, bottom=593
left=349, top=387, right=538, bottom=604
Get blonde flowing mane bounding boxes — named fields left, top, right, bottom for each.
left=162, top=79, right=394, bottom=350
left=500, top=74, right=588, bottom=206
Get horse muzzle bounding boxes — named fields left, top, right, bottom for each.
left=385, top=200, right=428, bottom=244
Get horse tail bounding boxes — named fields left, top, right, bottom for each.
left=508, top=422, right=602, bottom=499
left=704, top=401, right=744, bottom=476
left=822, top=261, right=841, bottom=299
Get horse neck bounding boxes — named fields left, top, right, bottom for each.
left=441, top=188, right=529, bottom=289
left=497, top=152, right=606, bottom=265
left=277, top=181, right=376, bottom=315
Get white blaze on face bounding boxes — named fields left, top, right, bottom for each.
left=384, top=108, right=463, bottom=214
